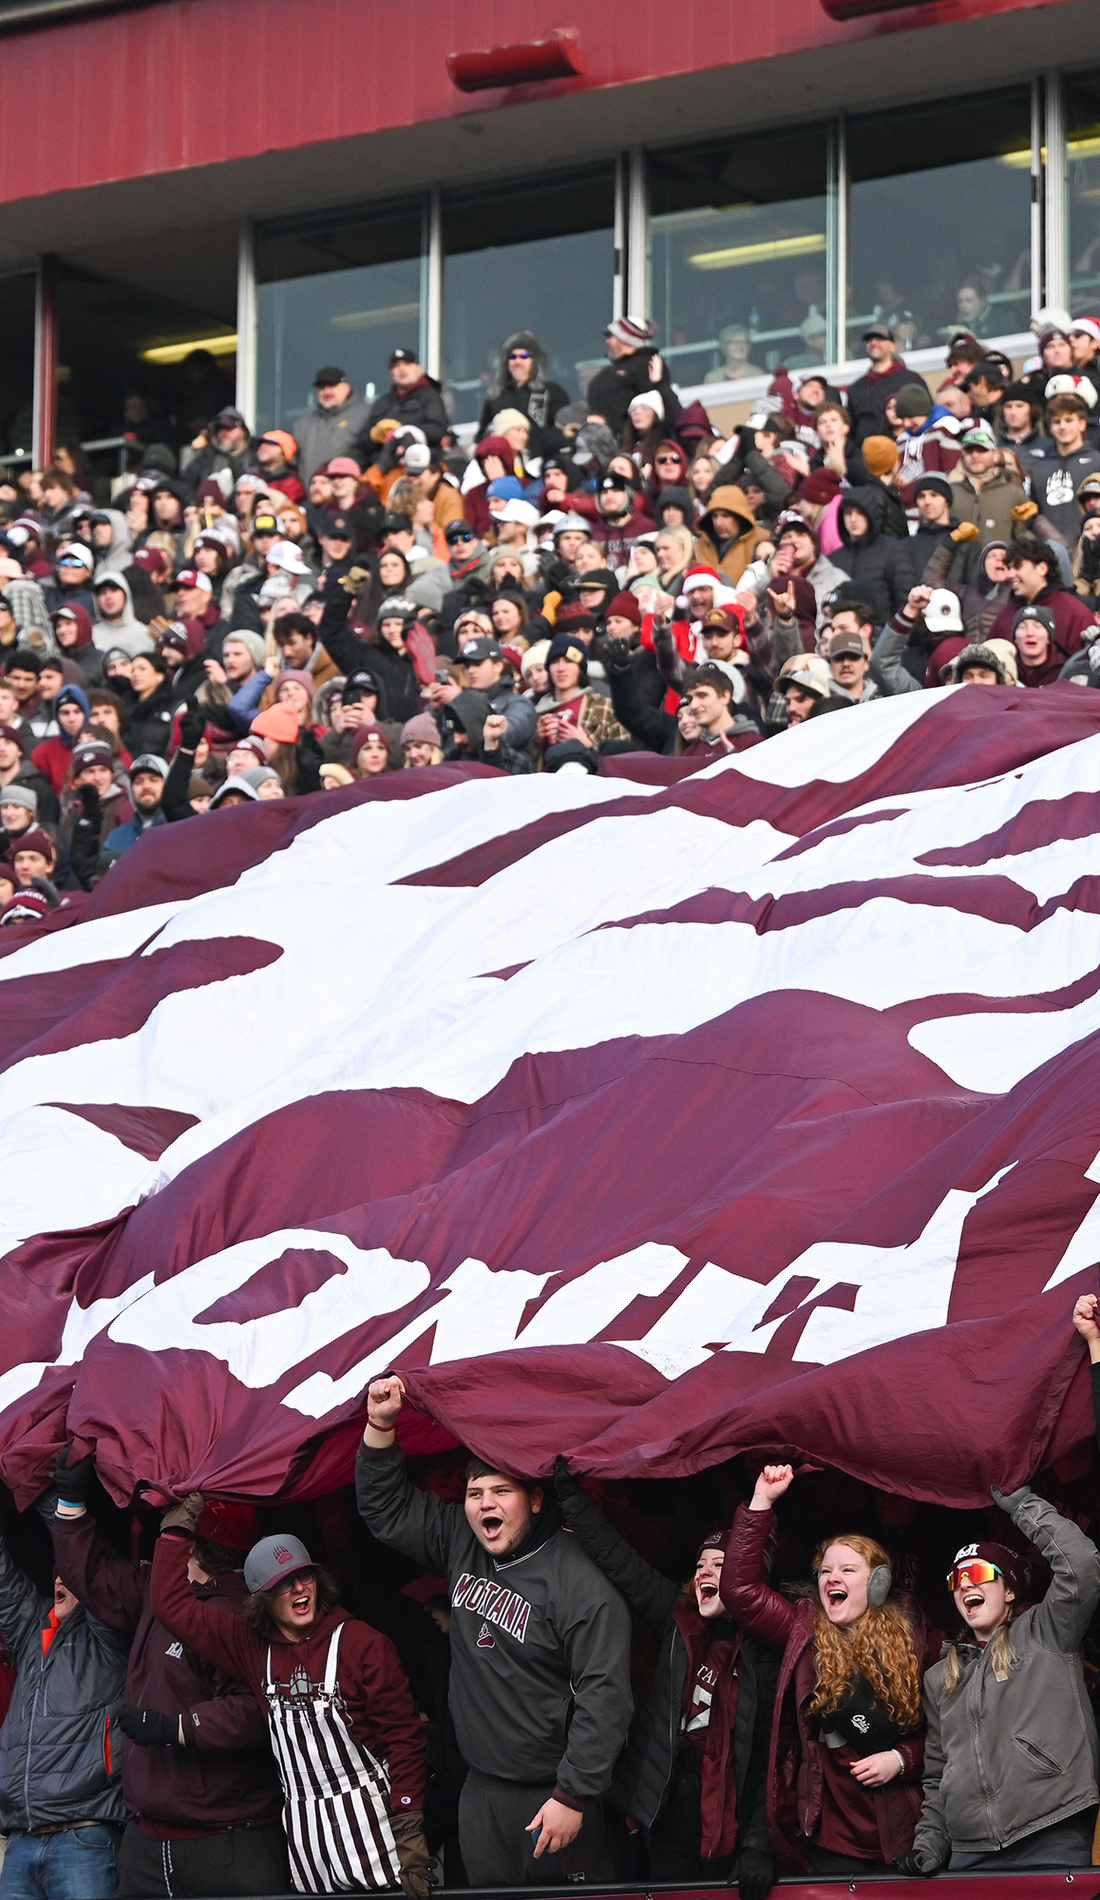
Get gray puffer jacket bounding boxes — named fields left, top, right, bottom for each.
left=0, top=1530, right=129, bottom=1831
left=914, top=1486, right=1100, bottom=1860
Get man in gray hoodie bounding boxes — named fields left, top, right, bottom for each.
left=358, top=1376, right=633, bottom=1887
left=90, top=570, right=152, bottom=657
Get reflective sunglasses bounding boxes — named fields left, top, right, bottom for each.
left=508, top=349, right=532, bottom=360
left=947, top=1560, right=1002, bottom=1592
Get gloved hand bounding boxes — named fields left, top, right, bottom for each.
left=160, top=1492, right=204, bottom=1533
left=896, top=1846, right=942, bottom=1877
left=404, top=623, right=438, bottom=689
left=77, top=783, right=101, bottom=823
left=553, top=1454, right=581, bottom=1503
left=1012, top=500, right=1039, bottom=522
left=53, top=1448, right=95, bottom=1510
left=389, top=1809, right=437, bottom=1900
left=734, top=1846, right=775, bottom=1900
left=178, top=702, right=205, bottom=751
left=604, top=637, right=634, bottom=669
left=991, top=1483, right=1031, bottom=1514
left=949, top=521, right=980, bottom=542
left=338, top=565, right=372, bottom=598
left=118, top=1705, right=180, bottom=1748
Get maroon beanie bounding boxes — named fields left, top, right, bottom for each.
left=796, top=469, right=842, bottom=506
left=11, top=827, right=54, bottom=862
left=605, top=591, right=642, bottom=628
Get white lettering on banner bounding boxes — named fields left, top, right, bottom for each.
left=451, top=1571, right=531, bottom=1643
left=281, top=1245, right=687, bottom=1418
left=107, top=1231, right=430, bottom=1386
left=0, top=1272, right=156, bottom=1418
left=95, top=1173, right=1013, bottom=1421
left=1045, top=1144, right=1100, bottom=1291
left=614, top=1170, right=1013, bottom=1377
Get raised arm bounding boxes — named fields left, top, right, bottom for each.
left=51, top=1515, right=144, bottom=1634
left=0, top=1525, right=49, bottom=1659
left=1072, top=1295, right=1100, bottom=1452
left=150, top=1501, right=260, bottom=1686
left=552, top=1456, right=678, bottom=1632
left=355, top=1377, right=464, bottom=1573
left=719, top=1465, right=798, bottom=1650
left=992, top=1482, right=1100, bottom=1651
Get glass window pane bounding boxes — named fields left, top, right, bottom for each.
left=1066, top=71, right=1100, bottom=312
left=56, top=259, right=236, bottom=492
left=647, top=126, right=830, bottom=382
left=0, top=271, right=38, bottom=464
left=255, top=197, right=425, bottom=436
left=847, top=89, right=1032, bottom=354
left=442, top=165, right=615, bottom=429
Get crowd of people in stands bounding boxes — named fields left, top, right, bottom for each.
left=1, top=305, right=1100, bottom=917
left=3, top=1299, right=1100, bottom=1900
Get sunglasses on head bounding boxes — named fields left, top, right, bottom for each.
left=947, top=1560, right=1002, bottom=1592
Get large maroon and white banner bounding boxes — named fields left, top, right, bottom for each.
left=1, top=688, right=1100, bottom=1509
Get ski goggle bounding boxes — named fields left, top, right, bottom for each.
left=947, top=1560, right=1002, bottom=1592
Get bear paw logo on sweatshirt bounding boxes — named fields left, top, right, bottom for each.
left=476, top=1622, right=496, bottom=1648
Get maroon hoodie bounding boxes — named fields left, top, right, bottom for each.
left=52, top=1514, right=281, bottom=1838
left=987, top=584, right=1096, bottom=683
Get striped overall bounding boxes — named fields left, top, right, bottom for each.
left=264, top=1623, right=401, bottom=1894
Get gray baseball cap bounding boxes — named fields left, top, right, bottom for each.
left=243, top=1533, right=316, bottom=1593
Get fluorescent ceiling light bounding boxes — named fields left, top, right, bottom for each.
left=330, top=301, right=420, bottom=330
left=688, top=233, right=826, bottom=270
left=140, top=333, right=237, bottom=364
left=1001, top=135, right=1100, bottom=167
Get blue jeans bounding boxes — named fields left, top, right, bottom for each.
left=0, top=1828, right=121, bottom=1900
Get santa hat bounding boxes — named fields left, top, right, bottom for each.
left=679, top=564, right=740, bottom=613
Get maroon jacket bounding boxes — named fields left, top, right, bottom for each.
left=590, top=506, right=657, bottom=569
left=152, top=1532, right=426, bottom=1815
left=987, top=584, right=1097, bottom=679
left=721, top=1505, right=932, bottom=1871
left=52, top=1515, right=280, bottom=1836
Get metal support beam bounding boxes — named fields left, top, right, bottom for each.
left=32, top=253, right=57, bottom=468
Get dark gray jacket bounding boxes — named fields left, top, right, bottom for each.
left=556, top=1479, right=777, bottom=1853
left=357, top=1444, right=632, bottom=1804
left=914, top=1487, right=1100, bottom=1859
left=295, top=393, right=375, bottom=483
left=0, top=1531, right=128, bottom=1831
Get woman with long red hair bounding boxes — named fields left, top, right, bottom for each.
left=722, top=1463, right=935, bottom=1875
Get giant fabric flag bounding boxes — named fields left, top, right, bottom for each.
left=2, top=687, right=1100, bottom=1511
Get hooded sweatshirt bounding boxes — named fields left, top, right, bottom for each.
left=91, top=571, right=153, bottom=657
left=693, top=487, right=770, bottom=587
left=831, top=485, right=916, bottom=626
left=91, top=511, right=133, bottom=579
left=357, top=1443, right=632, bottom=1807
left=31, top=684, right=91, bottom=792
left=52, top=604, right=101, bottom=688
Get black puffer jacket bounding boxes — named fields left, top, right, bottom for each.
left=122, top=679, right=177, bottom=759
left=832, top=485, right=916, bottom=626
left=554, top=1476, right=776, bottom=1857
left=0, top=1530, right=128, bottom=1831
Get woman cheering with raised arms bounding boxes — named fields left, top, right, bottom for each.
left=721, top=1463, right=935, bottom=1876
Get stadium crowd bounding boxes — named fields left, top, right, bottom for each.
left=0, top=1299, right=1099, bottom=1900
left=3, top=307, right=1100, bottom=913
